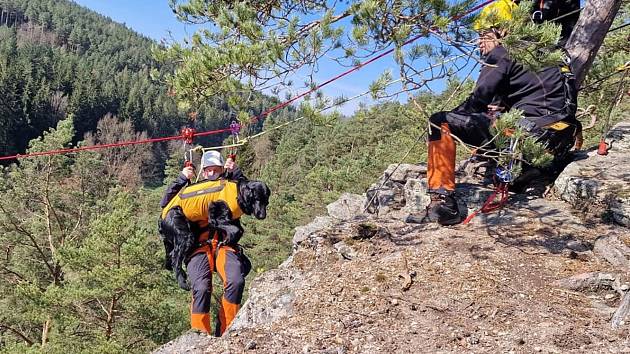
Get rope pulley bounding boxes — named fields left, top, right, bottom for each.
left=181, top=127, right=196, bottom=145
left=229, top=121, right=241, bottom=137
left=180, top=127, right=197, bottom=169
left=495, top=136, right=519, bottom=183
left=495, top=167, right=513, bottom=184
left=228, top=121, right=241, bottom=161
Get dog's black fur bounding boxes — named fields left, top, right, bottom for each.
left=237, top=180, right=270, bottom=220
left=157, top=206, right=197, bottom=289
left=158, top=180, right=270, bottom=290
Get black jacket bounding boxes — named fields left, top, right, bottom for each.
left=159, top=167, right=246, bottom=209
left=454, top=46, right=571, bottom=127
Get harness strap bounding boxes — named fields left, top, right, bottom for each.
left=180, top=180, right=226, bottom=199
left=192, top=231, right=224, bottom=270
left=213, top=240, right=224, bottom=272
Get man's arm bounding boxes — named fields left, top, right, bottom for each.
left=453, top=46, right=511, bottom=114
left=160, top=167, right=194, bottom=208
left=223, top=157, right=248, bottom=181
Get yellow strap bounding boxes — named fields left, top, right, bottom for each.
left=545, top=121, right=570, bottom=131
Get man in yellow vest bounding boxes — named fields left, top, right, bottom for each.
left=160, top=151, right=251, bottom=336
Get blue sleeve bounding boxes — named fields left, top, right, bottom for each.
left=160, top=174, right=190, bottom=208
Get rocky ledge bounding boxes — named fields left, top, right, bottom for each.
left=554, top=121, right=630, bottom=226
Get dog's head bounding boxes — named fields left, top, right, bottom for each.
left=237, top=180, right=271, bottom=219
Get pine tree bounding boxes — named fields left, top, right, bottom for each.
left=0, top=116, right=93, bottom=349
left=0, top=117, right=188, bottom=352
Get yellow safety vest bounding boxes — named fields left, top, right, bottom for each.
left=161, top=179, right=244, bottom=229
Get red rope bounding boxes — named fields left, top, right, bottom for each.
left=480, top=182, right=509, bottom=212
left=0, top=0, right=495, bottom=161
left=462, top=182, right=509, bottom=224
left=0, top=127, right=232, bottom=161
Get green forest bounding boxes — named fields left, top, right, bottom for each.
left=0, top=0, right=628, bottom=352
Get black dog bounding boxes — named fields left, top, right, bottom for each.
left=158, top=180, right=270, bottom=290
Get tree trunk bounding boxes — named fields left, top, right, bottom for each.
left=105, top=295, right=118, bottom=340
left=565, top=0, right=623, bottom=88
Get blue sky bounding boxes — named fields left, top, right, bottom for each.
left=71, top=0, right=473, bottom=115
left=72, top=0, right=197, bottom=43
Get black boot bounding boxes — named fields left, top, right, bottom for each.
left=405, top=193, right=463, bottom=226
left=433, top=193, right=464, bottom=225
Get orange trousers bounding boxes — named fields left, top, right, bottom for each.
left=428, top=123, right=456, bottom=192
left=188, top=242, right=246, bottom=336
left=427, top=111, right=495, bottom=193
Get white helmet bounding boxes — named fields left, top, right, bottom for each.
left=200, top=150, right=224, bottom=169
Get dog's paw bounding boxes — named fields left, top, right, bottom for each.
left=163, top=258, right=173, bottom=271
left=221, top=224, right=243, bottom=246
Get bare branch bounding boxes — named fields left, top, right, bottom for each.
left=0, top=323, right=35, bottom=346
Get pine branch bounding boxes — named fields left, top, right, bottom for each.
left=0, top=204, right=56, bottom=279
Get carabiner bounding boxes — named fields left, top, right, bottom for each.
left=531, top=10, right=543, bottom=22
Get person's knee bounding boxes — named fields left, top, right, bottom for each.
left=429, top=111, right=448, bottom=126
left=192, top=278, right=211, bottom=295
left=226, top=275, right=245, bottom=293
left=224, top=274, right=245, bottom=304
left=429, top=112, right=448, bottom=141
